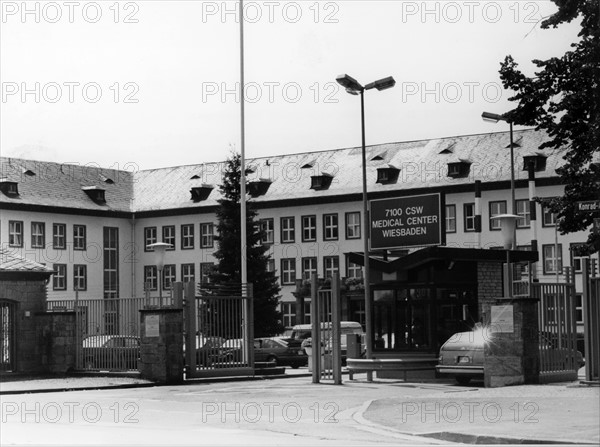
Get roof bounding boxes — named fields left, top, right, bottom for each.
left=0, top=247, right=54, bottom=274
left=0, top=129, right=576, bottom=215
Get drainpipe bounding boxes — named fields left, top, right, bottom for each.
left=474, top=180, right=482, bottom=248
left=131, top=212, right=136, bottom=298
left=527, top=161, right=538, bottom=280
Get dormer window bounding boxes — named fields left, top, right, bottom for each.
left=0, top=178, right=19, bottom=196
left=376, top=165, right=400, bottom=184
left=447, top=160, right=471, bottom=178
left=82, top=186, right=106, bottom=204
left=310, top=173, right=333, bottom=191
left=248, top=178, right=272, bottom=197
left=522, top=153, right=547, bottom=172
left=190, top=184, right=214, bottom=202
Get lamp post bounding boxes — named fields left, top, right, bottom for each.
left=336, top=74, right=396, bottom=363
left=482, top=111, right=517, bottom=249
left=491, top=214, right=519, bottom=298
left=147, top=242, right=172, bottom=305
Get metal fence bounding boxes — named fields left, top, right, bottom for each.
left=0, top=299, right=17, bottom=372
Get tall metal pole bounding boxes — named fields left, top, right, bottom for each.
left=239, top=0, right=247, bottom=287
left=360, top=90, right=373, bottom=379
left=509, top=121, right=516, bottom=250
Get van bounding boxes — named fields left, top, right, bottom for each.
left=289, top=321, right=365, bottom=361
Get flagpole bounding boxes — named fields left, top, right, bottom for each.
left=240, top=0, right=247, bottom=288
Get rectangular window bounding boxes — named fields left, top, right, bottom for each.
left=144, top=227, right=157, bottom=251
left=200, top=223, right=214, bottom=248
left=103, top=227, right=119, bottom=298
left=181, top=224, right=194, bottom=249
left=280, top=217, right=295, bottom=243
left=323, top=256, right=339, bottom=279
left=543, top=244, right=563, bottom=275
left=73, top=264, right=87, bottom=291
left=346, top=260, right=363, bottom=279
left=323, top=214, right=339, bottom=240
left=53, top=264, right=67, bottom=290
left=73, top=225, right=86, bottom=250
left=162, top=226, right=175, bottom=250
left=301, top=257, right=317, bottom=280
left=463, top=203, right=475, bottom=232
left=575, top=294, right=583, bottom=323
left=489, top=201, right=507, bottom=231
left=162, top=264, right=176, bottom=290
left=182, top=263, right=195, bottom=284
left=281, top=302, right=296, bottom=328
left=542, top=205, right=557, bottom=227
left=53, top=223, right=66, bottom=249
left=301, top=215, right=317, bottom=242
left=200, top=263, right=214, bottom=284
left=31, top=222, right=45, bottom=248
left=260, top=218, right=274, bottom=244
left=281, top=258, right=296, bottom=285
left=445, top=205, right=456, bottom=233
left=516, top=199, right=531, bottom=228
left=345, top=212, right=361, bottom=239
left=144, top=266, right=157, bottom=291
left=8, top=221, right=23, bottom=247
left=570, top=243, right=589, bottom=274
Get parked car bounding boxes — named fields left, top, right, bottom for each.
left=195, top=336, right=227, bottom=366
left=436, top=326, right=585, bottom=385
left=289, top=321, right=365, bottom=363
left=254, top=337, right=307, bottom=368
left=82, top=335, right=140, bottom=370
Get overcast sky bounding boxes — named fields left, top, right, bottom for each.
left=0, top=1, right=580, bottom=170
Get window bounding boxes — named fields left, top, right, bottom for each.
left=260, top=218, right=274, bottom=244
left=31, top=222, right=45, bottom=248
left=53, top=223, right=66, bottom=249
left=200, top=263, right=214, bottom=284
left=575, top=294, right=583, bottom=324
left=570, top=243, right=590, bottom=273
left=281, top=258, right=296, bottom=285
left=463, top=203, right=475, bottom=232
left=345, top=212, right=361, bottom=239
left=200, top=223, right=214, bottom=248
left=516, top=199, right=531, bottom=228
left=445, top=205, right=456, bottom=233
left=280, top=217, right=295, bottom=243
left=53, top=264, right=67, bottom=290
left=542, top=204, right=557, bottom=227
left=73, top=264, right=87, bottom=291
left=346, top=260, right=363, bottom=279
left=281, top=302, right=296, bottom=327
left=489, top=201, right=507, bottom=231
left=323, top=256, right=339, bottom=278
left=301, top=215, right=317, bottom=242
left=162, top=264, right=176, bottom=290
left=181, top=224, right=194, bottom=249
left=301, top=257, right=317, bottom=280
left=543, top=244, right=563, bottom=274
left=103, top=227, right=119, bottom=298
left=323, top=214, right=338, bottom=240
left=182, top=263, right=195, bottom=283
left=8, top=221, right=23, bottom=247
left=73, top=225, right=86, bottom=250
left=162, top=226, right=175, bottom=250
left=144, top=227, right=157, bottom=251
left=144, top=266, right=158, bottom=291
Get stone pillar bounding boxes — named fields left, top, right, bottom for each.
left=483, top=298, right=539, bottom=387
left=36, top=311, right=77, bottom=373
left=139, top=308, right=183, bottom=384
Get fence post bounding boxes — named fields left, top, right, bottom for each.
left=331, top=273, right=342, bottom=385
left=311, top=273, right=320, bottom=384
left=184, top=281, right=197, bottom=375
left=173, top=282, right=183, bottom=308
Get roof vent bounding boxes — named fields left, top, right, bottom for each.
left=376, top=165, right=400, bottom=184
left=439, top=143, right=455, bottom=154
left=248, top=178, right=272, bottom=197
left=99, top=174, right=114, bottom=184
left=22, top=168, right=36, bottom=176
left=190, top=184, right=214, bottom=202
left=82, top=186, right=106, bottom=204
left=506, top=136, right=523, bottom=149
left=447, top=159, right=471, bottom=178
left=301, top=160, right=316, bottom=169
left=245, top=165, right=257, bottom=175
left=522, top=152, right=547, bottom=172
left=310, top=173, right=334, bottom=191
left=190, top=174, right=201, bottom=180
left=0, top=178, right=19, bottom=196
left=371, top=150, right=388, bottom=161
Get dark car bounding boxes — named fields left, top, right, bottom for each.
left=82, top=335, right=140, bottom=370
left=254, top=337, right=307, bottom=368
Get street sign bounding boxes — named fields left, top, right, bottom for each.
left=369, top=193, right=443, bottom=250
left=577, top=200, right=600, bottom=212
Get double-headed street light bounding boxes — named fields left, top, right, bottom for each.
left=336, top=74, right=396, bottom=364
left=482, top=111, right=517, bottom=250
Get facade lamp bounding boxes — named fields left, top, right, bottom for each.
left=491, top=214, right=520, bottom=298
left=147, top=242, right=172, bottom=304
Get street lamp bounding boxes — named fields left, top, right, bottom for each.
left=147, top=242, right=172, bottom=305
left=491, top=214, right=519, bottom=298
left=336, top=73, right=396, bottom=364
left=482, top=111, right=517, bottom=249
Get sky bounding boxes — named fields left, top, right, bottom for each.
left=0, top=0, right=581, bottom=170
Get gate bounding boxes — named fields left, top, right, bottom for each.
left=530, top=281, right=580, bottom=383
left=0, top=299, right=17, bottom=372
left=184, top=283, right=254, bottom=378
left=581, top=258, right=600, bottom=383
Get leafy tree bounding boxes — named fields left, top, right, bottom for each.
left=209, top=152, right=283, bottom=337
left=498, top=0, right=599, bottom=254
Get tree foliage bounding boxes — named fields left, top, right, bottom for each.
left=498, top=0, right=600, bottom=254
left=209, top=152, right=283, bottom=337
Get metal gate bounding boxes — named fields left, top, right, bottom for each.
left=0, top=299, right=17, bottom=372
left=530, top=282, right=580, bottom=383
left=184, top=283, right=254, bottom=378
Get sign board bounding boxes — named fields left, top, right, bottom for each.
left=490, top=305, right=514, bottom=333
left=577, top=200, right=600, bottom=212
left=369, top=193, right=443, bottom=250
left=145, top=314, right=160, bottom=337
